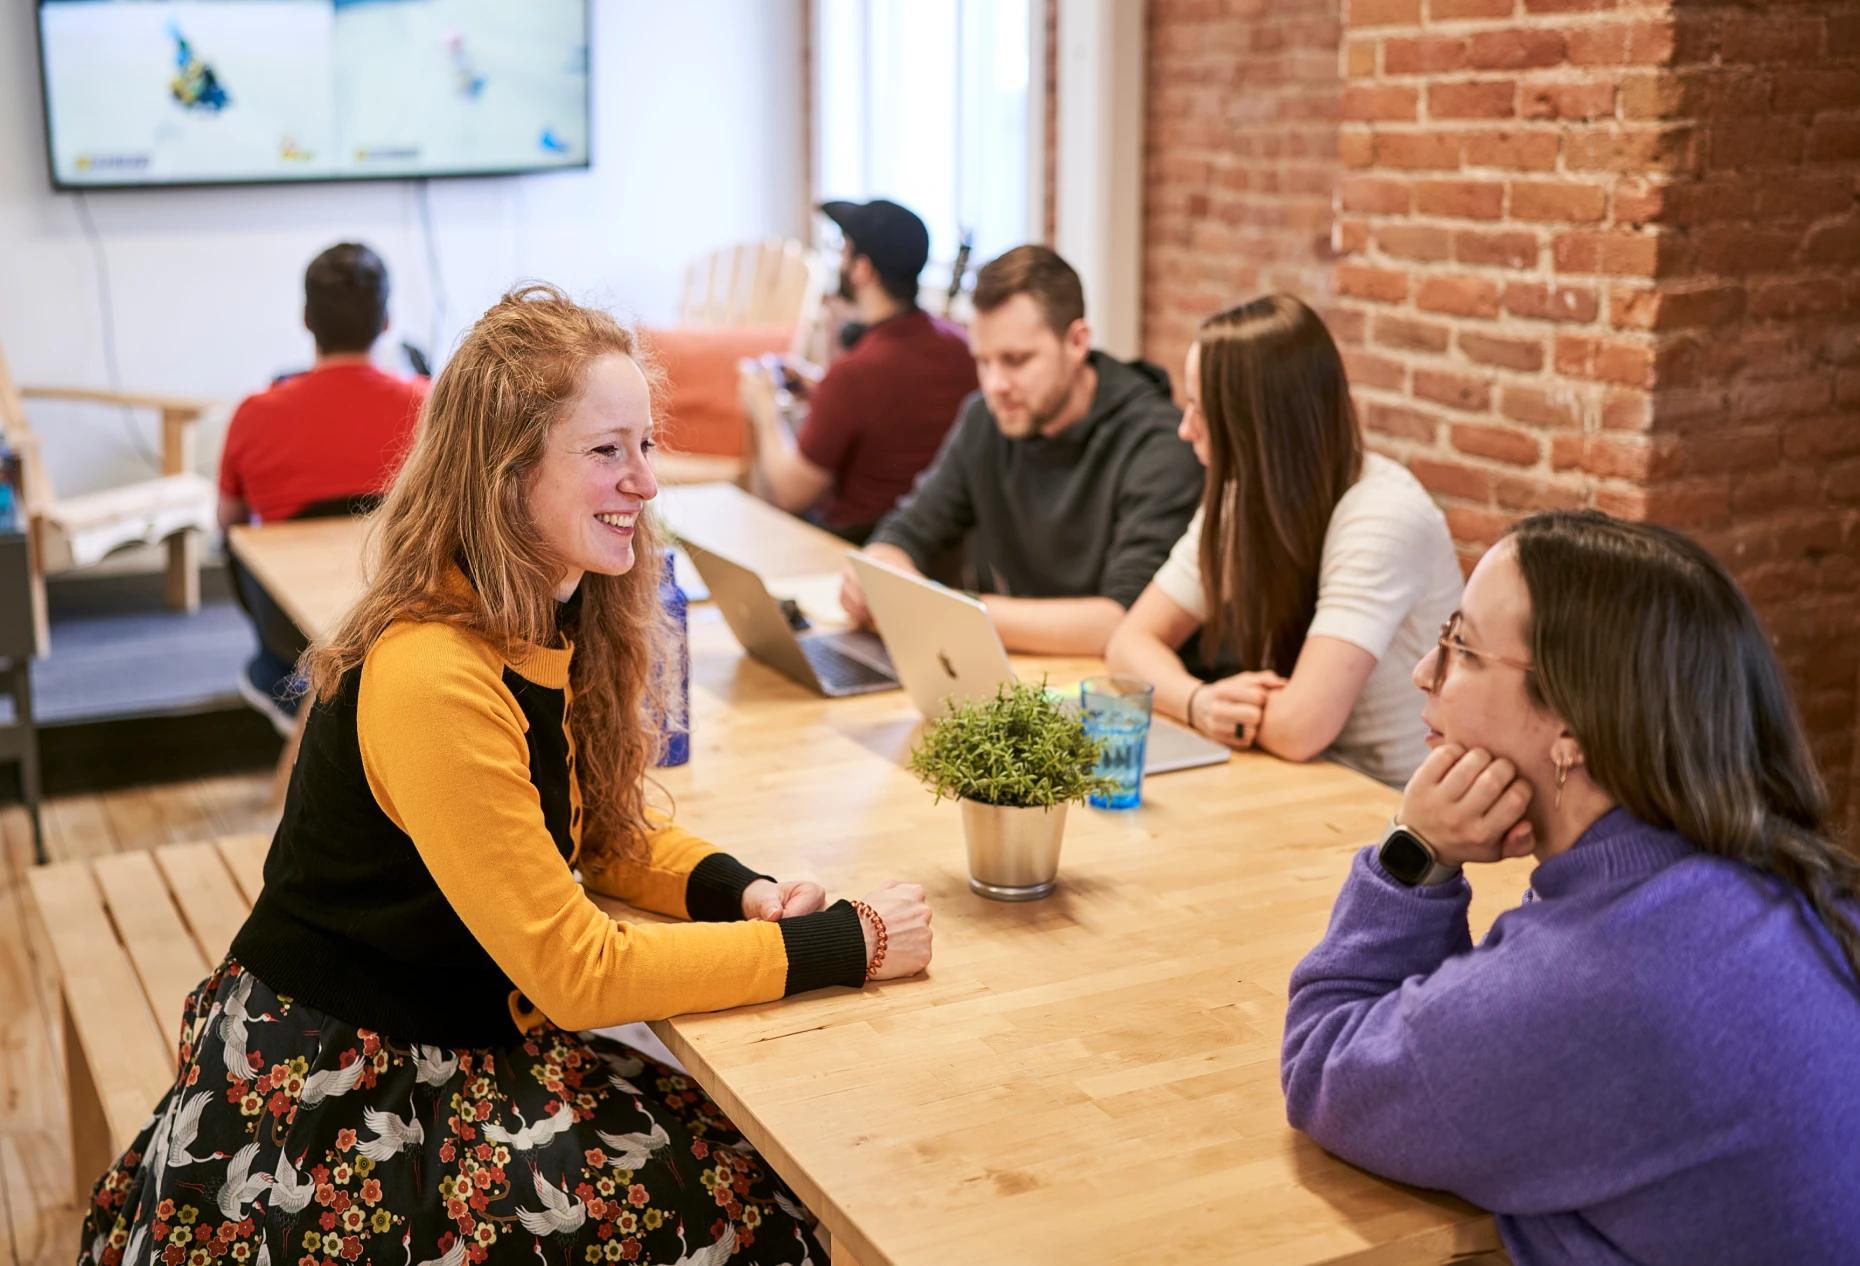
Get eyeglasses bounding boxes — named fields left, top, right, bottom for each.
left=1431, top=611, right=1535, bottom=695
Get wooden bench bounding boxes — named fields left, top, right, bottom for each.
left=26, top=834, right=269, bottom=1199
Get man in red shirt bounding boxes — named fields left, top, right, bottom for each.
left=218, top=243, right=426, bottom=526
left=220, top=242, right=426, bottom=732
left=746, top=200, right=977, bottom=544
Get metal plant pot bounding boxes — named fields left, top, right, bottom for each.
left=959, top=800, right=1068, bottom=901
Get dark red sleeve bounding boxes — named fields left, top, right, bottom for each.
left=794, top=362, right=864, bottom=475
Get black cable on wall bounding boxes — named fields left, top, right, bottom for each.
left=415, top=178, right=448, bottom=366
left=73, top=191, right=162, bottom=469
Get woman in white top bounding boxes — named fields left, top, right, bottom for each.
left=1106, top=295, right=1461, bottom=785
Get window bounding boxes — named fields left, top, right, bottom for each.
left=813, top=0, right=1037, bottom=291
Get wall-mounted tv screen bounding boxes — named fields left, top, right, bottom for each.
left=38, top=0, right=590, bottom=190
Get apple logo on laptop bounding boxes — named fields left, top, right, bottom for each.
left=938, top=650, right=958, bottom=679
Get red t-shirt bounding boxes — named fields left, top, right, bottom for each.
left=796, top=310, right=978, bottom=530
left=219, top=363, right=428, bottom=523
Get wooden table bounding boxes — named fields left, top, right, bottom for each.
left=226, top=483, right=1530, bottom=1266
left=226, top=516, right=370, bottom=639
left=655, top=480, right=852, bottom=579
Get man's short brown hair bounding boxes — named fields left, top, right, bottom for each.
left=972, top=245, right=1085, bottom=337
left=305, top=242, right=389, bottom=354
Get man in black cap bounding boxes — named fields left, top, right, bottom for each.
left=743, top=198, right=977, bottom=544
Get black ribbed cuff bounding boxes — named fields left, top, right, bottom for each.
left=778, top=900, right=868, bottom=996
left=685, top=852, right=772, bottom=923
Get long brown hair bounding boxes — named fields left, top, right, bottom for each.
left=1509, top=511, right=1859, bottom=985
left=1195, top=295, right=1363, bottom=674
left=305, top=284, right=675, bottom=868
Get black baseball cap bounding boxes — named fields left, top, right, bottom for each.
left=819, top=199, right=930, bottom=286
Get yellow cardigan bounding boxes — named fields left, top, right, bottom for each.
left=230, top=612, right=865, bottom=1047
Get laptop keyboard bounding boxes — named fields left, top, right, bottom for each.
left=820, top=628, right=894, bottom=672
left=801, top=639, right=896, bottom=691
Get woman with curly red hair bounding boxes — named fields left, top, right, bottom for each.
left=80, top=286, right=933, bottom=1266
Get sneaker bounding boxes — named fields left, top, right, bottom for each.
left=238, top=656, right=304, bottom=739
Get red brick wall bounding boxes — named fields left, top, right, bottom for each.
left=1645, top=2, right=1860, bottom=814
left=1143, top=0, right=1860, bottom=810
left=1144, top=0, right=1345, bottom=382
left=1333, top=1, right=1673, bottom=569
left=1332, top=0, right=1860, bottom=809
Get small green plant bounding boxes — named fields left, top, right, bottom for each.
left=907, top=680, right=1118, bottom=809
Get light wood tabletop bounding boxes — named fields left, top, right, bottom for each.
left=606, top=611, right=1528, bottom=1266
left=225, top=480, right=1530, bottom=1265
left=655, top=480, right=853, bottom=579
left=226, top=516, right=371, bottom=640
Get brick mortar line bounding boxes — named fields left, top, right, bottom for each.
left=1339, top=252, right=1860, bottom=292
left=1339, top=227, right=1860, bottom=272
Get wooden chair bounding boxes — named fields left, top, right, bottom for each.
left=678, top=237, right=823, bottom=333
left=0, top=344, right=218, bottom=653
left=25, top=834, right=269, bottom=1200
left=662, top=240, right=826, bottom=487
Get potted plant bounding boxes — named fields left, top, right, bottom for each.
left=907, top=681, right=1116, bottom=901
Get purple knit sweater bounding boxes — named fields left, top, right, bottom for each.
left=1282, top=809, right=1860, bottom=1265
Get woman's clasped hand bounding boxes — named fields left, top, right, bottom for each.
left=855, top=881, right=934, bottom=980
left=740, top=877, right=827, bottom=920
left=742, top=877, right=934, bottom=981
left=1187, top=670, right=1286, bottom=748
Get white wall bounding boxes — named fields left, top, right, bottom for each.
left=0, top=0, right=806, bottom=500
left=1054, top=0, right=1146, bottom=361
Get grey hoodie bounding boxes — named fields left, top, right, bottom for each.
left=869, top=350, right=1203, bottom=608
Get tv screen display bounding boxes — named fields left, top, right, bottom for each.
left=37, top=0, right=590, bottom=189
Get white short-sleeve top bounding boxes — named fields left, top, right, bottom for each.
left=1151, top=453, right=1463, bottom=786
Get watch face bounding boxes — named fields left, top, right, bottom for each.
left=1380, top=831, right=1435, bottom=886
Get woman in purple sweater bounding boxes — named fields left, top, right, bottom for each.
left=1281, top=510, right=1860, bottom=1265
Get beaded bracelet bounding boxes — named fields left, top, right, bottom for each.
left=849, top=899, right=887, bottom=981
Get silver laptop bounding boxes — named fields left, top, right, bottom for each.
left=847, top=553, right=1230, bottom=776
left=682, top=542, right=899, bottom=697
left=847, top=553, right=1014, bottom=718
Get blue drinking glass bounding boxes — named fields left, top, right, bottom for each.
left=1081, top=676, right=1154, bottom=810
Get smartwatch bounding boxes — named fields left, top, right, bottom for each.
left=1377, top=818, right=1462, bottom=887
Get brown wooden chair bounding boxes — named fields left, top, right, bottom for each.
left=0, top=344, right=217, bottom=653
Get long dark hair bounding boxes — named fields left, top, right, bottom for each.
left=1196, top=295, right=1363, bottom=674
left=1509, top=511, right=1859, bottom=984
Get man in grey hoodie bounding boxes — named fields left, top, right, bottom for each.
left=840, top=245, right=1203, bottom=655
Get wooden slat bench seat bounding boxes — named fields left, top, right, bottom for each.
left=26, top=834, right=270, bottom=1198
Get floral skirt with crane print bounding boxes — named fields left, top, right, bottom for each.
left=79, top=961, right=822, bottom=1266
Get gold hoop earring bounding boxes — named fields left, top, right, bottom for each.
left=1554, top=758, right=1570, bottom=811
